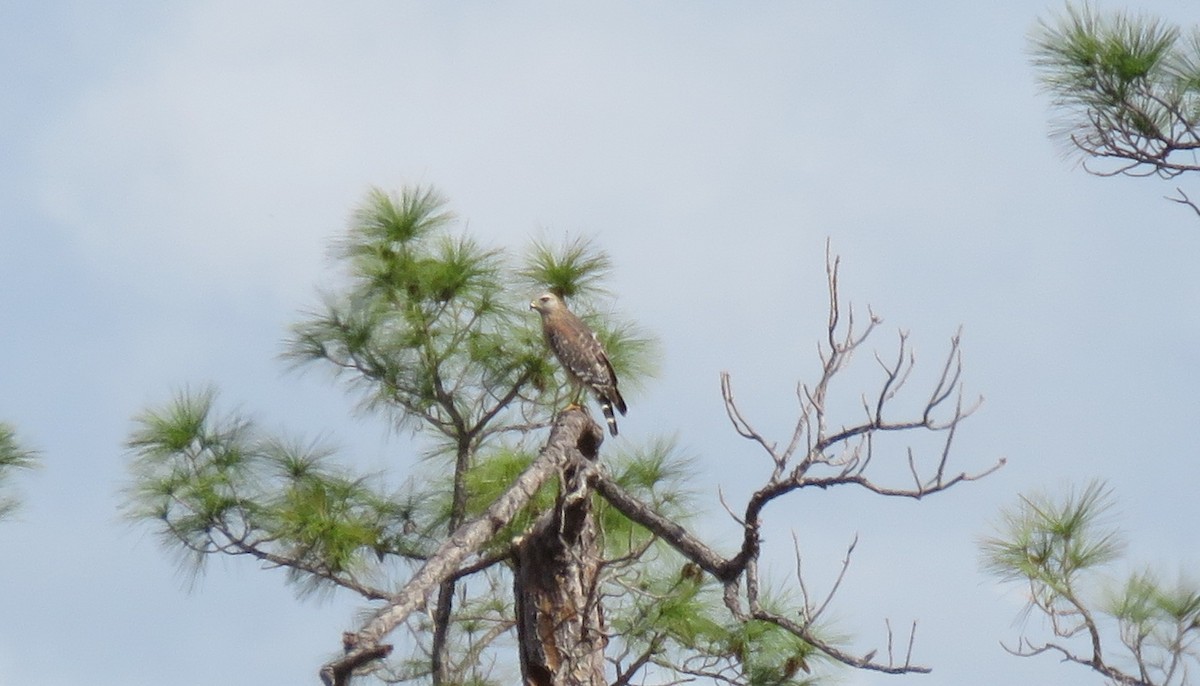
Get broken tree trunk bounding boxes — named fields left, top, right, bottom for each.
left=320, top=409, right=604, bottom=686
left=512, top=413, right=607, bottom=686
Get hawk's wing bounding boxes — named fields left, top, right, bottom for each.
left=544, top=309, right=627, bottom=435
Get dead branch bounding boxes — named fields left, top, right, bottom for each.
left=753, top=607, right=928, bottom=674
left=594, top=248, right=1002, bottom=676
left=589, top=470, right=733, bottom=581
left=1002, top=638, right=1153, bottom=686
left=1166, top=188, right=1200, bottom=219
left=796, top=532, right=857, bottom=629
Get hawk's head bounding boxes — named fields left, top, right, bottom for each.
left=530, top=292, right=564, bottom=315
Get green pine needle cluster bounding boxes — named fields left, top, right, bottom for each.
left=597, top=436, right=697, bottom=555
left=730, top=617, right=822, bottom=686
left=1031, top=4, right=1200, bottom=165
left=0, top=422, right=37, bottom=520
left=982, top=480, right=1200, bottom=683
left=519, top=234, right=613, bottom=301
left=610, top=568, right=823, bottom=686
left=286, top=185, right=656, bottom=439
left=981, top=479, right=1122, bottom=592
left=1106, top=569, right=1200, bottom=628
left=459, top=447, right=556, bottom=551
left=1033, top=5, right=1177, bottom=99
left=289, top=187, right=522, bottom=436
left=125, top=389, right=425, bottom=593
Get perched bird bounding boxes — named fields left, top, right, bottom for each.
left=530, top=292, right=627, bottom=436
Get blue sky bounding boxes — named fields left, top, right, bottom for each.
left=2, top=2, right=1198, bottom=685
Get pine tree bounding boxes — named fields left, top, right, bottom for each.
left=126, top=187, right=998, bottom=685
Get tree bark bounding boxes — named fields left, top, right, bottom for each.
left=512, top=416, right=607, bottom=686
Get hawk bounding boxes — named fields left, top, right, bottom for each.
left=530, top=292, right=627, bottom=436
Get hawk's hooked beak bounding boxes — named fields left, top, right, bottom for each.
left=529, top=300, right=538, bottom=311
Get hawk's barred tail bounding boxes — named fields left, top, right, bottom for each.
left=601, top=399, right=619, bottom=436
left=612, top=388, right=627, bottom=417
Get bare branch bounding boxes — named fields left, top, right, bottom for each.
left=1166, top=188, right=1200, bottom=219
left=590, top=468, right=734, bottom=581
left=720, top=372, right=779, bottom=468
left=611, top=635, right=663, bottom=686
left=445, top=549, right=512, bottom=585
left=873, top=331, right=914, bottom=423
left=716, top=485, right=746, bottom=527
left=753, top=607, right=930, bottom=674
left=1001, top=637, right=1153, bottom=686
left=799, top=533, right=858, bottom=629
left=905, top=620, right=918, bottom=669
